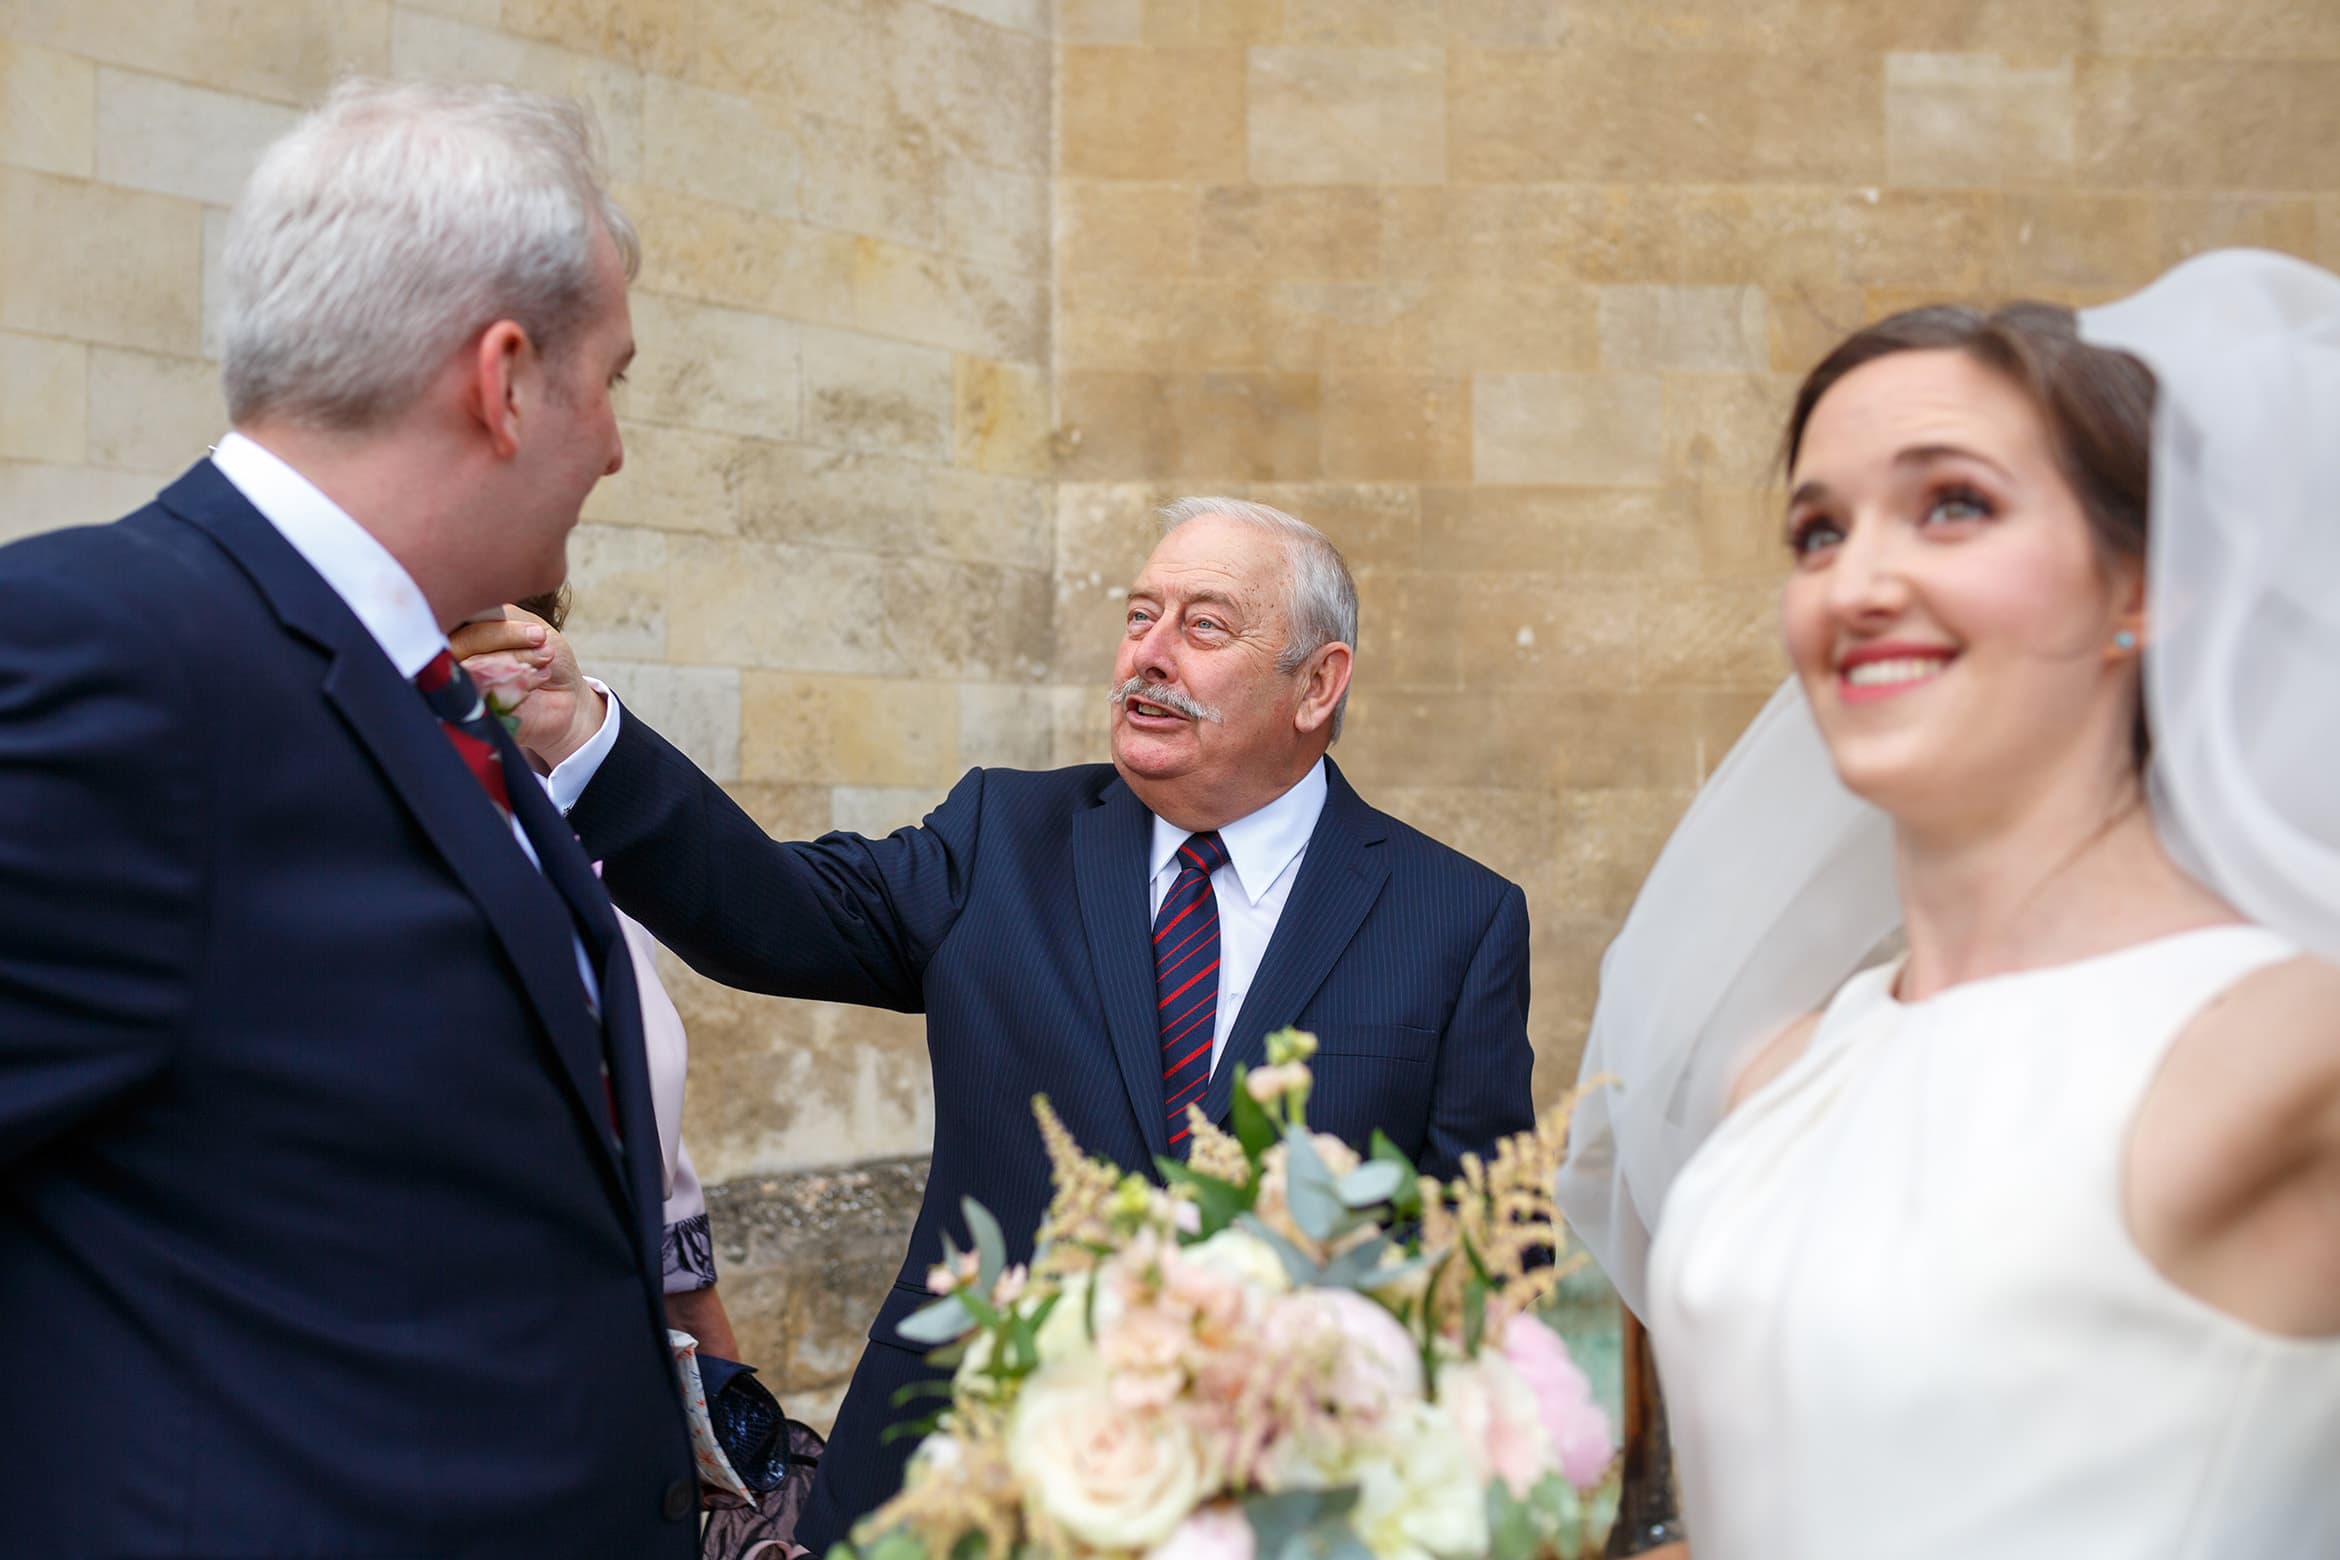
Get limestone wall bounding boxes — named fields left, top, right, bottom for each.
left=5, top=0, right=2338, bottom=1424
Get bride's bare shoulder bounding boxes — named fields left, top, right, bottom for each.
left=1726, top=1010, right=1826, bottom=1114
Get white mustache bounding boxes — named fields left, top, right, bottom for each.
left=1110, top=676, right=1223, bottom=724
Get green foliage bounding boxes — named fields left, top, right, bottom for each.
left=897, top=1293, right=976, bottom=1346
left=1156, top=1154, right=1257, bottom=1235
left=1281, top=1126, right=1344, bottom=1243
left=1243, top=1486, right=1367, bottom=1560
left=1229, top=1064, right=1281, bottom=1158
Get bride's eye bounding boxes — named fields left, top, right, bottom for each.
left=1786, top=514, right=1844, bottom=560
left=1922, top=484, right=1993, bottom=525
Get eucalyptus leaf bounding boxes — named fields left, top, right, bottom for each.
left=1312, top=1234, right=1393, bottom=1290
left=1486, top=1481, right=1541, bottom=1560
left=1322, top=1526, right=1376, bottom=1560
left=1282, top=1126, right=1343, bottom=1244
left=1236, top=1213, right=1323, bottom=1286
left=1335, top=1158, right=1404, bottom=1208
left=894, top=1293, right=976, bottom=1346
left=962, top=1197, right=1008, bottom=1291
left=1462, top=1280, right=1488, bottom=1355
left=1243, top=1486, right=1360, bottom=1560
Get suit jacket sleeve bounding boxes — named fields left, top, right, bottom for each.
left=1424, top=880, right=1536, bottom=1179
left=0, top=570, right=207, bottom=1168
left=568, top=707, right=982, bottom=1012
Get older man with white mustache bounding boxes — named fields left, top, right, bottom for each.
left=454, top=495, right=1537, bottom=1552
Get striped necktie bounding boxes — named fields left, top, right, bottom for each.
left=1156, top=830, right=1228, bottom=1153
left=413, top=650, right=511, bottom=818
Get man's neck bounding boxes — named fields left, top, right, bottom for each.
left=234, top=420, right=477, bottom=630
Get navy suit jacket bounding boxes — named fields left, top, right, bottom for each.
left=573, top=711, right=1538, bottom=1548
left=0, top=463, right=698, bottom=1557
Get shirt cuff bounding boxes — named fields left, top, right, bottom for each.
left=545, top=676, right=621, bottom=814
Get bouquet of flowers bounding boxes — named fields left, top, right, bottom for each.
left=843, top=1029, right=1614, bottom=1560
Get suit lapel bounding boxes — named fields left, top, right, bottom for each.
left=161, top=462, right=632, bottom=1210
left=1203, top=761, right=1391, bottom=1127
left=1073, top=779, right=1175, bottom=1164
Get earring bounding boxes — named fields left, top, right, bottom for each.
left=2113, top=629, right=2139, bottom=652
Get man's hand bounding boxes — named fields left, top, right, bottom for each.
left=448, top=605, right=606, bottom=771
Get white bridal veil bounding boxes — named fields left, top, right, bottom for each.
left=1556, top=249, right=2340, bottom=1321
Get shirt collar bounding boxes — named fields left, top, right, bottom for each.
left=1148, top=758, right=1328, bottom=908
left=210, top=431, right=446, bottom=680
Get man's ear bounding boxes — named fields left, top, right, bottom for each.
left=467, top=320, right=531, bottom=460
left=1293, top=641, right=1353, bottom=736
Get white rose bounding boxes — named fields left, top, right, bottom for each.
left=1183, top=1228, right=1293, bottom=1296
left=1009, top=1369, right=1215, bottom=1551
left=1035, top=1270, right=1117, bottom=1369
left=1352, top=1403, right=1488, bottom=1560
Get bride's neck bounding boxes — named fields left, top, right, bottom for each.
left=1890, top=766, right=2231, bottom=1001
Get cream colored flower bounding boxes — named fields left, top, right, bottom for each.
left=1009, top=1369, right=1214, bottom=1551
left=1181, top=1228, right=1292, bottom=1297
left=1352, top=1403, right=1488, bottom=1560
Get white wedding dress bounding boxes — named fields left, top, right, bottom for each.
left=1645, top=926, right=2340, bottom=1559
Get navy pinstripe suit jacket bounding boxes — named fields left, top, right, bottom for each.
left=571, top=713, right=1537, bottom=1547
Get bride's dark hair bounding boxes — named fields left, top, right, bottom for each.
left=1781, top=301, right=2159, bottom=764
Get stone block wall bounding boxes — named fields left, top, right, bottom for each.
left=6, top=0, right=2339, bottom=1425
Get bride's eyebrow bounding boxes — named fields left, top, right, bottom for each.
left=1894, top=443, right=2014, bottom=481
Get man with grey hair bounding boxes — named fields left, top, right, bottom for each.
left=460, top=495, right=1537, bottom=1546
left=0, top=81, right=699, bottom=1555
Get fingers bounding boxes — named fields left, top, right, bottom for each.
left=447, top=617, right=548, bottom=659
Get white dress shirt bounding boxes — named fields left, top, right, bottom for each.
left=1147, top=758, right=1328, bottom=1071
left=208, top=432, right=599, bottom=1008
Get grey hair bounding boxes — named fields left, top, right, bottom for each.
left=222, top=78, right=639, bottom=429
left=1157, top=496, right=1359, bottom=743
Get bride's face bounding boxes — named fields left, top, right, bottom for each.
left=1779, top=349, right=2142, bottom=829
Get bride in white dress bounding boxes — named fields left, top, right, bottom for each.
left=1558, top=251, right=2340, bottom=1557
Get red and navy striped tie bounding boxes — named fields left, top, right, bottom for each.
left=1156, top=830, right=1227, bottom=1153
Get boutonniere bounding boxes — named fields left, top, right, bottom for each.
left=466, top=659, right=532, bottom=737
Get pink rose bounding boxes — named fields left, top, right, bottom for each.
left=1435, top=1354, right=1553, bottom=1498
left=1499, top=1314, right=1613, bottom=1491
left=1144, top=1502, right=1255, bottom=1560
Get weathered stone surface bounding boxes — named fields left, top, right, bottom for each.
left=1472, top=372, right=1667, bottom=486
left=1320, top=374, right=1470, bottom=482
left=582, top=421, right=754, bottom=535
left=800, top=325, right=954, bottom=460
left=597, top=659, right=743, bottom=781
left=1057, top=371, right=1325, bottom=481
left=1598, top=285, right=1769, bottom=373
left=84, top=347, right=222, bottom=475
left=2, top=0, right=389, bottom=106
left=739, top=671, right=963, bottom=787
left=623, top=291, right=801, bottom=442
left=0, top=168, right=202, bottom=357
left=0, top=331, right=86, bottom=464
left=2078, top=58, right=2340, bottom=192
left=953, top=355, right=1054, bottom=478
left=565, top=524, right=672, bottom=663
left=94, top=68, right=300, bottom=208
left=0, top=460, right=158, bottom=542
left=389, top=8, right=644, bottom=180
left=643, top=74, right=799, bottom=220
left=1060, top=46, right=1248, bottom=182
left=1884, top=52, right=2074, bottom=191
left=0, top=38, right=93, bottom=178
left=1246, top=47, right=1446, bottom=186
left=1449, top=49, right=1885, bottom=184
